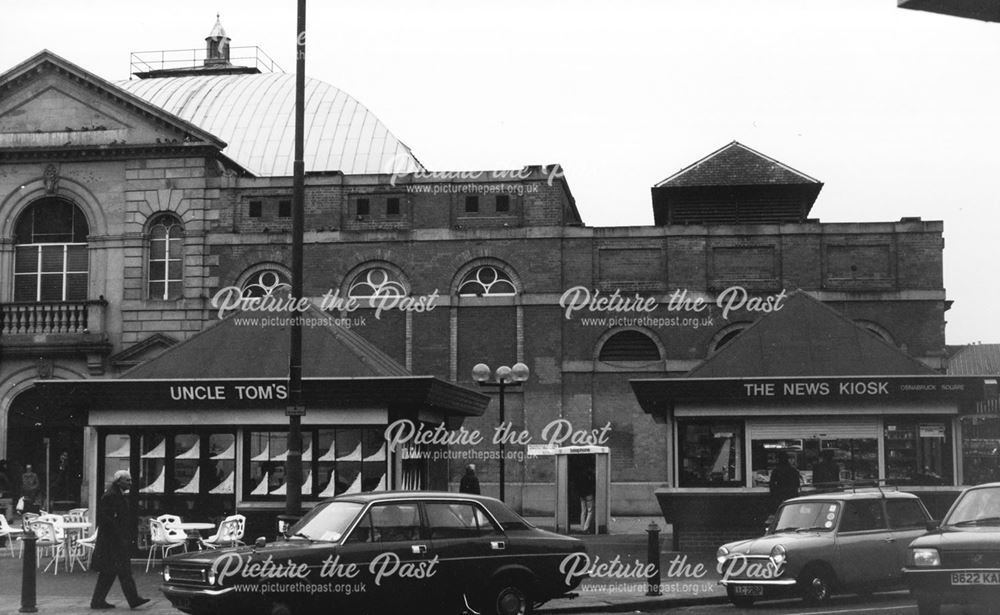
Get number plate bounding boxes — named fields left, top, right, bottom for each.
left=172, top=597, right=191, bottom=610
left=951, top=571, right=1000, bottom=585
left=732, top=585, right=764, bottom=596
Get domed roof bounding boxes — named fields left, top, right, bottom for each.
left=117, top=73, right=423, bottom=177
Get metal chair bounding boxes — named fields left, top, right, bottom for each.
left=146, top=519, right=186, bottom=573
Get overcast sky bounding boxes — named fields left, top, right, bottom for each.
left=2, top=1, right=998, bottom=346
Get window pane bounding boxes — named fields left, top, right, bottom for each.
left=67, top=245, right=87, bottom=271
left=150, top=239, right=166, bottom=259
left=66, top=273, right=88, bottom=300
left=679, top=421, right=744, bottom=487
left=841, top=501, right=887, bottom=532
left=168, top=260, right=183, bottom=279
left=148, top=281, right=165, bottom=300
left=14, top=275, right=37, bottom=302
left=41, top=246, right=64, bottom=272
left=39, top=274, right=63, bottom=301
left=166, top=281, right=182, bottom=299
left=370, top=504, right=420, bottom=542
left=15, top=247, right=38, bottom=273
left=149, top=262, right=165, bottom=281
left=886, top=500, right=928, bottom=529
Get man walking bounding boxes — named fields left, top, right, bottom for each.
left=459, top=464, right=480, bottom=494
left=90, top=471, right=149, bottom=610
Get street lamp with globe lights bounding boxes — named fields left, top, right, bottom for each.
left=472, top=362, right=529, bottom=502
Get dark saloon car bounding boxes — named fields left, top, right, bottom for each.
left=717, top=488, right=931, bottom=607
left=160, top=491, right=586, bottom=615
left=905, top=482, right=1000, bottom=615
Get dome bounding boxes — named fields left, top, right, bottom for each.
left=117, top=73, right=423, bottom=177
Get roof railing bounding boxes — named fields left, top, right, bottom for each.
left=129, top=47, right=284, bottom=76
left=807, top=479, right=900, bottom=497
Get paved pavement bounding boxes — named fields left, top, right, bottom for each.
left=0, top=529, right=726, bottom=614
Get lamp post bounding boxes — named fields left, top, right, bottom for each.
left=471, top=362, right=529, bottom=502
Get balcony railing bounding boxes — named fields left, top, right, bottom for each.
left=0, top=300, right=107, bottom=336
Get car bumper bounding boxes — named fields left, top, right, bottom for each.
left=904, top=568, right=1000, bottom=605
left=161, top=583, right=238, bottom=613
left=719, top=577, right=798, bottom=600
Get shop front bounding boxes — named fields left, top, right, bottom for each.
left=31, top=312, right=490, bottom=544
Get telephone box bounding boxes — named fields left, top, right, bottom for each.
left=554, top=445, right=610, bottom=534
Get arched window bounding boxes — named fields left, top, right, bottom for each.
left=856, top=320, right=895, bottom=345
left=148, top=213, right=184, bottom=300
left=240, top=269, right=290, bottom=298
left=13, top=197, right=89, bottom=302
left=348, top=267, right=407, bottom=300
left=709, top=322, right=752, bottom=354
left=598, top=330, right=662, bottom=362
left=457, top=265, right=517, bottom=296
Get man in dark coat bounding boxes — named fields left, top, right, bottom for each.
left=768, top=452, right=801, bottom=509
left=90, top=471, right=149, bottom=610
left=459, top=464, right=480, bottom=494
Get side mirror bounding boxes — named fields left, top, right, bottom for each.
left=926, top=519, right=941, bottom=532
left=254, top=536, right=267, bottom=549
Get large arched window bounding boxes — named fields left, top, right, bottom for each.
left=147, top=213, right=184, bottom=300
left=240, top=269, right=291, bottom=298
left=457, top=265, right=517, bottom=296
left=13, top=197, right=89, bottom=302
left=348, top=266, right=407, bottom=300
left=598, top=330, right=662, bottom=362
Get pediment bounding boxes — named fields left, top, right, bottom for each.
left=109, top=333, right=179, bottom=370
left=0, top=50, right=224, bottom=150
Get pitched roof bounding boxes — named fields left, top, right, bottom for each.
left=947, top=344, right=1000, bottom=375
left=688, top=290, right=937, bottom=378
left=655, top=141, right=821, bottom=188
left=122, top=307, right=411, bottom=379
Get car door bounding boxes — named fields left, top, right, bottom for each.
left=835, top=499, right=898, bottom=587
left=885, top=498, right=932, bottom=578
left=337, top=501, right=433, bottom=612
left=424, top=500, right=506, bottom=605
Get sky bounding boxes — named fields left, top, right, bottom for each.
left=2, top=0, right=998, bottom=346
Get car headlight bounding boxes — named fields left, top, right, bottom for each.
left=770, top=544, right=787, bottom=567
left=716, top=546, right=730, bottom=564
left=909, top=548, right=941, bottom=567
left=162, top=565, right=170, bottom=582
left=207, top=568, right=217, bottom=585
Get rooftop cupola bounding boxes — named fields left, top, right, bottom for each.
left=205, top=14, right=231, bottom=66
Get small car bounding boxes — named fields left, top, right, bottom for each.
left=904, top=482, right=1000, bottom=615
left=160, top=491, right=586, bottom=615
left=716, top=488, right=931, bottom=607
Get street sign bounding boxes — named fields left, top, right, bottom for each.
left=285, top=405, right=306, bottom=417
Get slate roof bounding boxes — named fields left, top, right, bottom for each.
left=688, top=290, right=937, bottom=378
left=948, top=344, right=1000, bottom=375
left=655, top=141, right=822, bottom=188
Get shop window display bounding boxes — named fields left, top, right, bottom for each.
left=884, top=420, right=953, bottom=485
left=961, top=416, right=1000, bottom=485
left=678, top=421, right=744, bottom=487
left=752, top=439, right=877, bottom=488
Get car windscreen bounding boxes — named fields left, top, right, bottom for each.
left=289, top=501, right=365, bottom=541
left=946, top=486, right=1000, bottom=527
left=772, top=501, right=841, bottom=533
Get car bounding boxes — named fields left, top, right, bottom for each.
left=716, top=487, right=931, bottom=607
left=904, top=482, right=1000, bottom=615
left=159, top=491, right=587, bottom=615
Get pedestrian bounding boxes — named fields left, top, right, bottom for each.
left=21, top=464, right=40, bottom=505
left=577, top=465, right=595, bottom=533
left=812, top=449, right=841, bottom=487
left=90, top=470, right=150, bottom=610
left=459, top=464, right=480, bottom=494
left=768, top=452, right=801, bottom=509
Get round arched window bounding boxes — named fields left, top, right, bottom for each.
left=348, top=267, right=407, bottom=299
left=457, top=265, right=517, bottom=296
left=13, top=197, right=89, bottom=302
left=598, top=330, right=662, bottom=362
left=241, top=270, right=291, bottom=298
left=148, top=213, right=184, bottom=300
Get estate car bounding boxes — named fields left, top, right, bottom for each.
left=904, top=482, right=1000, bottom=615
left=717, top=488, right=931, bottom=607
left=160, top=491, right=586, bottom=615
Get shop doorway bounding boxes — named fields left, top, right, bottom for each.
left=7, top=387, right=86, bottom=510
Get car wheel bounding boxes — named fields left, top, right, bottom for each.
left=799, top=566, right=834, bottom=605
left=916, top=597, right=941, bottom=615
left=726, top=587, right=755, bottom=608
left=485, top=580, right=532, bottom=615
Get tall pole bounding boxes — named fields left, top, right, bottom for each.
left=286, top=0, right=307, bottom=517
left=498, top=381, right=506, bottom=503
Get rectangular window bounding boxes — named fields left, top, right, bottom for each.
left=278, top=200, right=292, bottom=218
left=962, top=417, right=1000, bottom=485
left=248, top=201, right=262, bottom=218
left=678, top=421, right=744, bottom=487
left=386, top=197, right=401, bottom=216
left=356, top=198, right=370, bottom=217
left=495, top=195, right=510, bottom=213
left=751, top=438, right=878, bottom=488
left=884, top=420, right=953, bottom=485
left=13, top=243, right=88, bottom=302
left=465, top=196, right=479, bottom=213
left=245, top=427, right=386, bottom=500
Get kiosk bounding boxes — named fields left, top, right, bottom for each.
left=554, top=445, right=610, bottom=534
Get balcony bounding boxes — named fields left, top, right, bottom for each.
left=0, top=300, right=112, bottom=370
